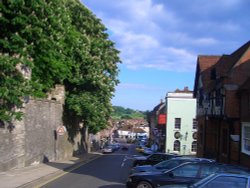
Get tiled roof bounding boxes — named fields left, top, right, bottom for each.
left=194, top=41, right=250, bottom=95
left=197, top=55, right=221, bottom=72
left=194, top=55, right=221, bottom=95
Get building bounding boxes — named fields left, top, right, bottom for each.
left=148, top=100, right=166, bottom=152
left=193, top=41, right=250, bottom=167
left=165, top=87, right=197, bottom=155
left=116, top=119, right=149, bottom=140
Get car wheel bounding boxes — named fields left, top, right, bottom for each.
left=136, top=181, right=153, bottom=188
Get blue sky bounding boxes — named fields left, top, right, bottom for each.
left=81, top=0, right=250, bottom=111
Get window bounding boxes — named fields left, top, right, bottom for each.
left=200, top=165, right=220, bottom=178
left=175, top=118, right=181, bottom=129
left=173, top=140, right=180, bottom=151
left=148, top=154, right=161, bottom=161
left=193, top=119, right=197, bottom=129
left=160, top=161, right=180, bottom=169
left=241, top=123, right=250, bottom=155
left=202, top=176, right=247, bottom=188
left=172, top=164, right=199, bottom=178
left=191, top=141, right=197, bottom=152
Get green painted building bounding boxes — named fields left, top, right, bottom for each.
left=165, top=88, right=197, bottom=155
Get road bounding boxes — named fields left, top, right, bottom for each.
left=41, top=144, right=137, bottom=188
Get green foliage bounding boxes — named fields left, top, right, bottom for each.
left=0, top=0, right=121, bottom=133
left=0, top=0, right=33, bottom=121
left=111, top=106, right=146, bottom=120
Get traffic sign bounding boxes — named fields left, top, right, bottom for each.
left=56, top=126, right=66, bottom=136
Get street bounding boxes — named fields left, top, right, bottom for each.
left=41, top=144, right=137, bottom=188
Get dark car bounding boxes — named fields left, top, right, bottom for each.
left=122, top=145, right=129, bottom=150
left=126, top=162, right=250, bottom=188
left=160, top=173, right=250, bottom=188
left=130, top=157, right=215, bottom=174
left=132, top=153, right=180, bottom=167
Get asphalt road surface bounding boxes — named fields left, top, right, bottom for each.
left=41, top=144, right=137, bottom=188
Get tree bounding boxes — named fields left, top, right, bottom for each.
left=0, top=0, right=121, bottom=136
left=64, top=0, right=120, bottom=134
left=0, top=0, right=33, bottom=121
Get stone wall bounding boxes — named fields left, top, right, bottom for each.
left=0, top=118, right=26, bottom=171
left=0, top=98, right=82, bottom=172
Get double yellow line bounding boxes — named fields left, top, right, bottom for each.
left=34, top=156, right=100, bottom=188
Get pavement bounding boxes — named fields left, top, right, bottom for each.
left=0, top=152, right=102, bottom=188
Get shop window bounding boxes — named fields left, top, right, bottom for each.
left=242, top=123, right=250, bottom=155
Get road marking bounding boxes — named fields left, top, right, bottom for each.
left=34, top=156, right=100, bottom=188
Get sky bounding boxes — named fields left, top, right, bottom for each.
left=81, top=0, right=250, bottom=111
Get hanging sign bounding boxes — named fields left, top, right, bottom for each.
left=158, top=114, right=166, bottom=125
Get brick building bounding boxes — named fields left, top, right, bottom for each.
left=194, top=41, right=250, bottom=168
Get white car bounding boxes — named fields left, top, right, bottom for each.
left=102, top=146, right=113, bottom=153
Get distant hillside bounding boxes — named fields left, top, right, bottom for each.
left=111, top=106, right=147, bottom=120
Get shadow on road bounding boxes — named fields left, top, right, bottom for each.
left=41, top=144, right=137, bottom=188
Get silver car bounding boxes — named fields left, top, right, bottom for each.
left=102, top=145, right=113, bottom=153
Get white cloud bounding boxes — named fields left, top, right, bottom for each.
left=82, top=0, right=247, bottom=73
left=193, top=38, right=218, bottom=45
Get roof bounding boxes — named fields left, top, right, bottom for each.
left=197, top=55, right=221, bottom=72
left=217, top=41, right=250, bottom=78
left=194, top=41, right=250, bottom=96
left=193, top=55, right=221, bottom=96
left=152, top=101, right=165, bottom=113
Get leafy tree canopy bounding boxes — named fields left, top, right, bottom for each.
left=111, top=106, right=147, bottom=120
left=0, top=0, right=121, bottom=133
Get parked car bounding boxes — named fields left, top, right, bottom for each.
left=122, top=145, right=129, bottom=150
left=126, top=162, right=250, bottom=188
left=132, top=153, right=179, bottom=167
left=111, top=143, right=120, bottom=151
left=102, top=145, right=113, bottom=153
left=130, top=157, right=215, bottom=174
left=143, top=148, right=154, bottom=156
left=159, top=173, right=250, bottom=188
left=190, top=173, right=250, bottom=188
left=136, top=146, right=146, bottom=153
